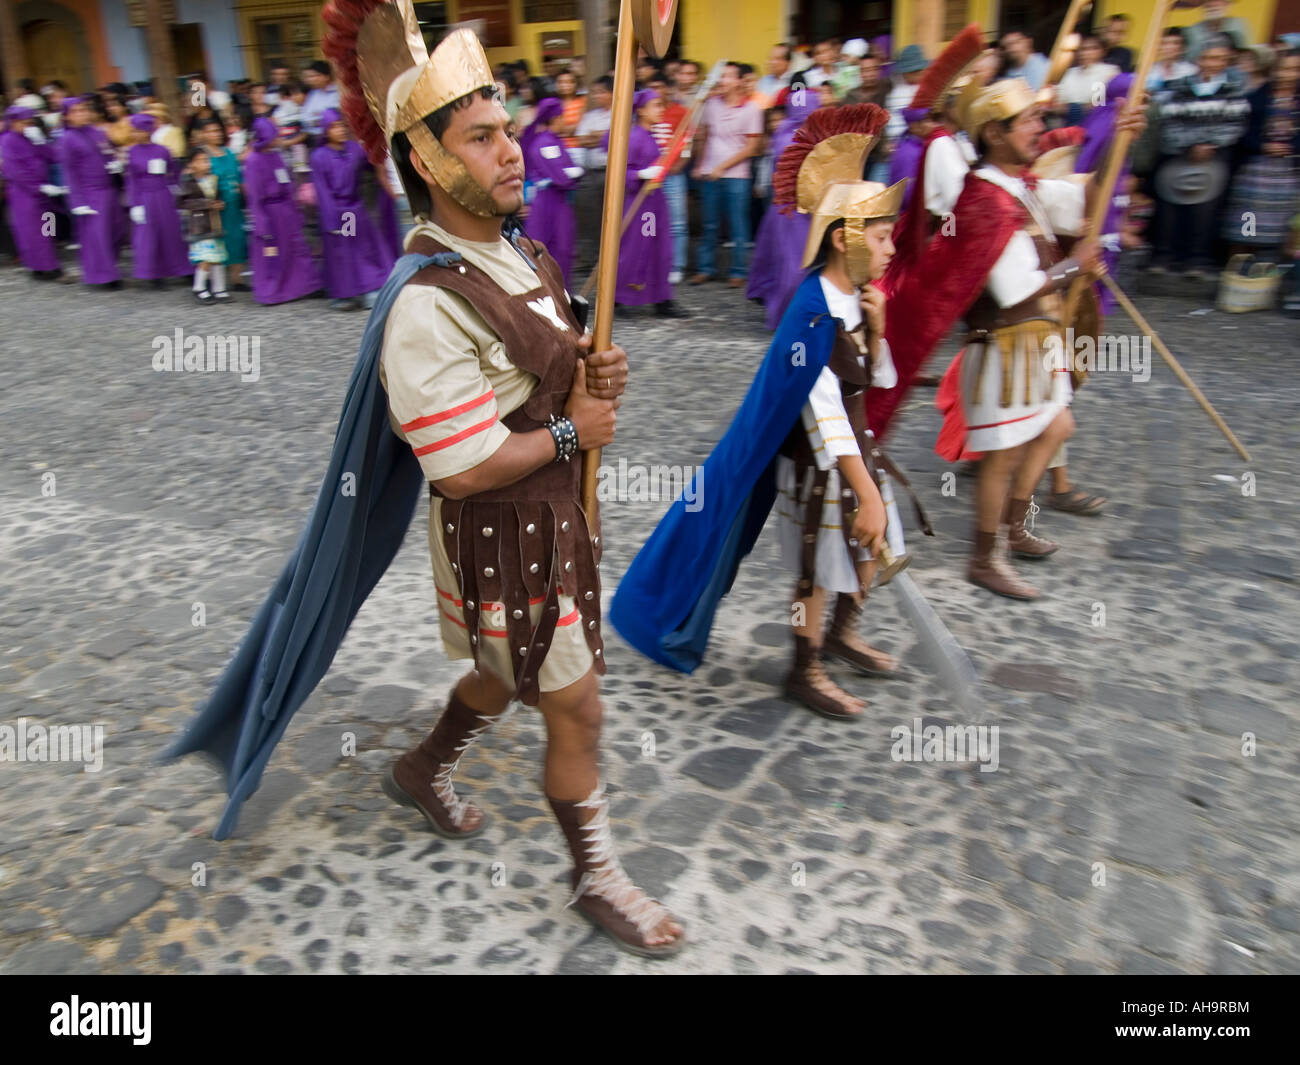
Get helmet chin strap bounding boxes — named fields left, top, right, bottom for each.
left=407, top=122, right=502, bottom=219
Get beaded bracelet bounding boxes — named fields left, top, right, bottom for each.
left=547, top=415, right=579, bottom=463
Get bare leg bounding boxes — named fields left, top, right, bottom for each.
left=976, top=443, right=1023, bottom=534
left=539, top=669, right=684, bottom=948
left=1011, top=409, right=1075, bottom=500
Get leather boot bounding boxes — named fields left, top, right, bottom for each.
left=967, top=529, right=1039, bottom=600
left=783, top=634, right=864, bottom=718
left=382, top=688, right=498, bottom=838
left=1004, top=496, right=1058, bottom=558
left=548, top=783, right=685, bottom=958
left=823, top=593, right=899, bottom=676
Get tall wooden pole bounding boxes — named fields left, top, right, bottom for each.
left=141, top=0, right=181, bottom=114
left=1065, top=0, right=1174, bottom=327
left=1045, top=0, right=1093, bottom=86
left=581, top=0, right=637, bottom=518
left=0, top=0, right=30, bottom=96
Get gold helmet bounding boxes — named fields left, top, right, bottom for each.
left=961, top=78, right=1039, bottom=145
left=802, top=179, right=907, bottom=282
left=324, top=1, right=502, bottom=217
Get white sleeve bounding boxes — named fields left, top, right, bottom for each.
left=987, top=231, right=1047, bottom=308
left=801, top=366, right=860, bottom=470
left=1035, top=176, right=1086, bottom=237
left=923, top=136, right=968, bottom=218
left=871, top=336, right=898, bottom=391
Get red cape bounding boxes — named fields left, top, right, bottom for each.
left=869, top=171, right=1028, bottom=441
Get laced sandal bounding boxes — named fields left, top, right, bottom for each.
left=549, top=783, right=686, bottom=958
left=1045, top=487, right=1106, bottom=516
left=382, top=689, right=499, bottom=839
left=823, top=593, right=899, bottom=677
left=1003, top=497, right=1058, bottom=559
left=967, top=530, right=1039, bottom=601
left=784, top=635, right=865, bottom=719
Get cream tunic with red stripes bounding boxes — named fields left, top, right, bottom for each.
left=961, top=165, right=1083, bottom=453
left=380, top=219, right=593, bottom=693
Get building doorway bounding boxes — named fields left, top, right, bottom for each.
left=21, top=17, right=82, bottom=91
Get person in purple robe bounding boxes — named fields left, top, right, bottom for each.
left=888, top=103, right=938, bottom=212
left=59, top=97, right=122, bottom=287
left=746, top=93, right=819, bottom=328
left=521, top=97, right=582, bottom=284
left=310, top=109, right=394, bottom=310
left=602, top=89, right=687, bottom=317
left=244, top=116, right=322, bottom=305
left=1077, top=74, right=1134, bottom=314
left=372, top=161, right=405, bottom=260
left=125, top=113, right=191, bottom=285
left=0, top=106, right=62, bottom=279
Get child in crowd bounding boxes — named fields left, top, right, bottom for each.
left=180, top=147, right=230, bottom=302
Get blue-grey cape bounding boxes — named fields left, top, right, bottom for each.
left=609, top=271, right=839, bottom=672
left=162, top=251, right=449, bottom=840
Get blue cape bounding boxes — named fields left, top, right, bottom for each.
left=162, top=251, right=451, bottom=839
left=609, top=271, right=838, bottom=672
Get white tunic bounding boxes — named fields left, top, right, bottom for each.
left=961, top=165, right=1083, bottom=453
left=775, top=276, right=897, bottom=594
left=923, top=131, right=977, bottom=218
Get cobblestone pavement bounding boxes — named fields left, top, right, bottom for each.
left=0, top=252, right=1296, bottom=976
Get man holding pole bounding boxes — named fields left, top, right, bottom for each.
left=169, top=4, right=686, bottom=959
left=364, top=24, right=684, bottom=956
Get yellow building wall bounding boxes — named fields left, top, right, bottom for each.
left=890, top=0, right=1279, bottom=53
left=1093, top=0, right=1279, bottom=49
left=678, top=0, right=786, bottom=68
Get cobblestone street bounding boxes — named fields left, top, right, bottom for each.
left=0, top=255, right=1296, bottom=976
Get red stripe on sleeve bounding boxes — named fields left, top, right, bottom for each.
left=412, top=414, right=499, bottom=456
left=401, top=389, right=495, bottom=433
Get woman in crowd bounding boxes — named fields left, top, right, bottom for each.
left=521, top=96, right=583, bottom=283
left=197, top=118, right=249, bottom=290
left=125, top=113, right=191, bottom=286
left=60, top=96, right=123, bottom=287
left=604, top=89, right=687, bottom=318
left=0, top=105, right=62, bottom=279
left=243, top=116, right=322, bottom=304
left=309, top=108, right=394, bottom=310
left=1223, top=48, right=1300, bottom=261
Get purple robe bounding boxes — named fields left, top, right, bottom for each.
left=889, top=133, right=926, bottom=211
left=0, top=130, right=59, bottom=271
left=611, top=125, right=671, bottom=305
left=310, top=141, right=395, bottom=299
left=746, top=98, right=824, bottom=326
left=244, top=145, right=322, bottom=305
left=60, top=124, right=122, bottom=284
left=1077, top=74, right=1134, bottom=314
left=125, top=142, right=191, bottom=279
left=522, top=128, right=580, bottom=283
left=374, top=188, right=403, bottom=259
left=746, top=206, right=812, bottom=330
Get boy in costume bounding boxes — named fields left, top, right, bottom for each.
left=611, top=105, right=907, bottom=719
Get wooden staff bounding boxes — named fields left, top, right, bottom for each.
left=582, top=0, right=679, bottom=518
left=1044, top=0, right=1093, bottom=88
left=582, top=0, right=637, bottom=519
left=1099, top=273, right=1251, bottom=461
left=1065, top=0, right=1174, bottom=327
